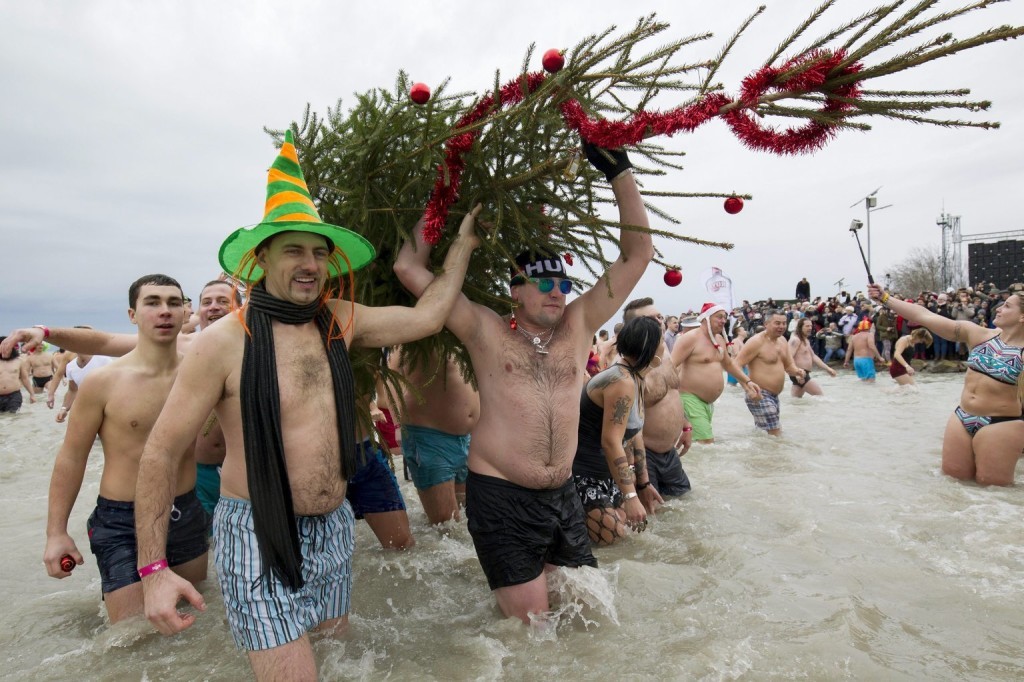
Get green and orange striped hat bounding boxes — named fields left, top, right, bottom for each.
left=218, top=129, right=375, bottom=281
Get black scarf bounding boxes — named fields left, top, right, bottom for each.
left=241, top=282, right=356, bottom=591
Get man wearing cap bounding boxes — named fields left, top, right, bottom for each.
left=671, top=302, right=761, bottom=444
left=131, top=132, right=480, bottom=680
left=845, top=319, right=885, bottom=382
left=394, top=141, right=653, bottom=625
left=734, top=310, right=804, bottom=436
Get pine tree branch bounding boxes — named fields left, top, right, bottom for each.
left=700, top=5, right=766, bottom=95
left=764, top=0, right=839, bottom=66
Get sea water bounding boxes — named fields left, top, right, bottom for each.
left=1, top=373, right=1021, bottom=681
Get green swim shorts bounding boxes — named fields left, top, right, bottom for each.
left=680, top=392, right=714, bottom=441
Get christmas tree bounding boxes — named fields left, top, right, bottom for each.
left=268, top=2, right=1022, bottom=407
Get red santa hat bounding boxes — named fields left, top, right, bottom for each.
left=697, top=302, right=726, bottom=322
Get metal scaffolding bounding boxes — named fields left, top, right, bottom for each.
left=938, top=210, right=1024, bottom=289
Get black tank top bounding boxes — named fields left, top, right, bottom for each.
left=573, top=365, right=643, bottom=479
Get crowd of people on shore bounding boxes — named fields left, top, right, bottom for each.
left=1, top=131, right=1021, bottom=681
left=660, top=278, right=1024, bottom=367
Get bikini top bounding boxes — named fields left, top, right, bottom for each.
left=966, top=333, right=1023, bottom=385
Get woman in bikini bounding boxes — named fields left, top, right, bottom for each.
left=573, top=316, right=664, bottom=545
left=868, top=283, right=1023, bottom=485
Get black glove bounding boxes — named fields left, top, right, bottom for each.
left=582, top=140, right=632, bottom=183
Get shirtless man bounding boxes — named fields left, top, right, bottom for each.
left=788, top=317, right=837, bottom=397
left=133, top=132, right=479, bottom=681
left=394, top=142, right=653, bottom=625
left=598, top=322, right=623, bottom=370
left=734, top=311, right=805, bottom=436
left=844, top=319, right=885, bottom=382
left=0, top=339, right=33, bottom=413
left=191, top=279, right=241, bottom=519
left=621, top=298, right=692, bottom=499
left=390, top=345, right=479, bottom=525
left=43, top=274, right=208, bottom=623
left=180, top=295, right=198, bottom=334
left=671, top=303, right=761, bottom=443
left=25, top=346, right=55, bottom=394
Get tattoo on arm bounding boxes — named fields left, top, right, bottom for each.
left=613, top=456, right=635, bottom=486
left=633, top=449, right=646, bottom=476
left=611, top=396, right=631, bottom=424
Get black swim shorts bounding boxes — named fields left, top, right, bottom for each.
left=87, top=490, right=209, bottom=593
left=465, top=471, right=597, bottom=590
left=789, top=370, right=811, bottom=387
left=645, top=446, right=691, bottom=497
left=0, top=390, right=22, bottom=413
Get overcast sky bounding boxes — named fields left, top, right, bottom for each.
left=2, top=0, right=1022, bottom=334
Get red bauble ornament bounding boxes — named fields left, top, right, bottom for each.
left=724, top=196, right=744, bottom=214
left=410, top=82, right=431, bottom=105
left=664, top=268, right=682, bottom=287
left=60, top=554, right=76, bottom=572
left=542, top=49, right=565, bottom=73
left=563, top=253, right=573, bottom=266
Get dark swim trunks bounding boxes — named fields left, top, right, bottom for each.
left=33, top=375, right=52, bottom=389
left=87, top=490, right=209, bottom=593
left=645, top=446, right=691, bottom=497
left=789, top=370, right=811, bottom=387
left=0, top=390, right=22, bottom=413
left=345, top=439, right=406, bottom=519
left=465, top=471, right=597, bottom=590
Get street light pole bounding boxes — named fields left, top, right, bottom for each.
left=851, top=188, right=892, bottom=270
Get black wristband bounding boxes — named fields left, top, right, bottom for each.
left=636, top=481, right=650, bottom=491
left=582, top=140, right=632, bottom=182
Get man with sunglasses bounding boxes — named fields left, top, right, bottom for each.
left=395, top=141, right=653, bottom=626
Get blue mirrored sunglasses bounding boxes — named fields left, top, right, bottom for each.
left=529, top=277, right=572, bottom=294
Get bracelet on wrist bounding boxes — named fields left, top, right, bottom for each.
left=138, top=558, right=169, bottom=578
left=33, top=325, right=50, bottom=339
left=623, top=491, right=639, bottom=501
left=636, top=482, right=650, bottom=491
left=880, top=292, right=890, bottom=305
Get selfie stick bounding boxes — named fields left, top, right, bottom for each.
left=849, top=219, right=874, bottom=284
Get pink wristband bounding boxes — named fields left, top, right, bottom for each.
left=138, top=559, right=169, bottom=578
left=682, top=426, right=693, bottom=433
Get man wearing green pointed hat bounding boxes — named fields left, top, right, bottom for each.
left=134, top=130, right=481, bottom=679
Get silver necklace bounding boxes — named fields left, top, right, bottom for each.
left=516, top=323, right=556, bottom=354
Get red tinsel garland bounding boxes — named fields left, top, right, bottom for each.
left=421, top=50, right=862, bottom=244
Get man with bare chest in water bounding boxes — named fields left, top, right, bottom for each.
left=395, top=142, right=653, bottom=624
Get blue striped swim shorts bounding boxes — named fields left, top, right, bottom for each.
left=213, top=496, right=355, bottom=651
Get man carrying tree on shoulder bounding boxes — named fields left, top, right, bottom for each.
left=395, top=141, right=653, bottom=627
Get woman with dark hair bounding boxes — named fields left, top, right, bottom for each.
left=869, top=283, right=1024, bottom=485
left=889, top=328, right=933, bottom=386
left=573, top=316, right=664, bottom=545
